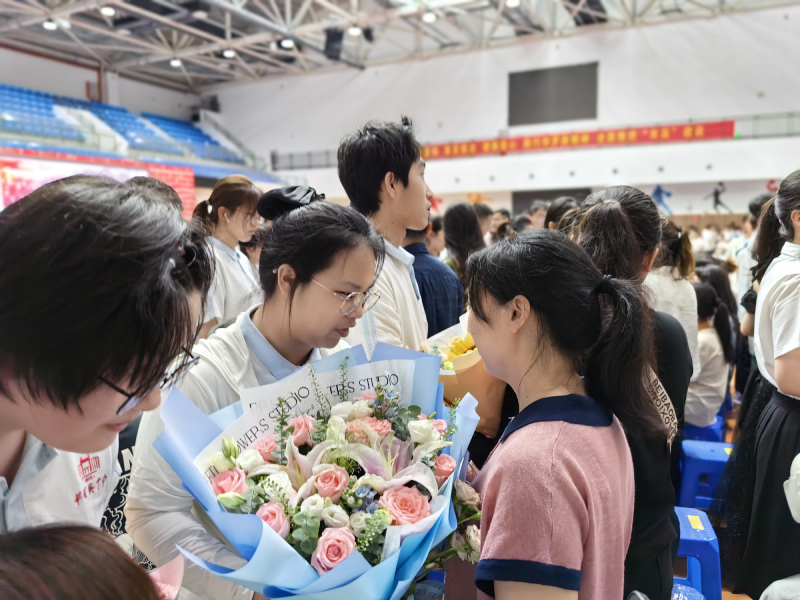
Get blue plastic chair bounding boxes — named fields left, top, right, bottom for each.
left=672, top=583, right=705, bottom=599
left=679, top=441, right=733, bottom=508
left=683, top=415, right=725, bottom=442
left=673, top=507, right=721, bottom=600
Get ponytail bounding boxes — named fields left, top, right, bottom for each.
left=190, top=175, right=259, bottom=231
left=753, top=169, right=800, bottom=282
left=584, top=275, right=665, bottom=437
left=654, top=221, right=695, bottom=279
left=693, top=282, right=735, bottom=363
left=467, top=229, right=665, bottom=438
left=192, top=199, right=212, bottom=226
left=575, top=200, right=642, bottom=279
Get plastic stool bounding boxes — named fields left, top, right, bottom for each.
left=683, top=415, right=725, bottom=442
left=679, top=441, right=733, bottom=508
left=672, top=583, right=705, bottom=599
left=673, top=507, right=721, bottom=600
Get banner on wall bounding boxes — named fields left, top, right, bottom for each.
left=421, top=119, right=736, bottom=161
left=0, top=148, right=196, bottom=217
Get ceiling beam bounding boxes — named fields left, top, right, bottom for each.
left=0, top=0, right=103, bottom=32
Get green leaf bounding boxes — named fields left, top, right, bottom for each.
left=292, top=530, right=309, bottom=542
left=407, top=406, right=421, bottom=417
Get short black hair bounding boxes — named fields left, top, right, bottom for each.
left=430, top=214, right=443, bottom=234
left=527, top=200, right=549, bottom=215
left=473, top=203, right=493, bottom=220
left=494, top=208, right=511, bottom=219
left=405, top=228, right=427, bottom=242
left=337, top=116, right=421, bottom=217
left=0, top=175, right=212, bottom=408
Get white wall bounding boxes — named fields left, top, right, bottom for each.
left=216, top=5, right=800, bottom=156
left=0, top=46, right=199, bottom=118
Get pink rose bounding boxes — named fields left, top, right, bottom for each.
left=433, top=453, right=457, bottom=487
left=314, top=465, right=349, bottom=503
left=357, top=417, right=393, bottom=439
left=286, top=414, right=316, bottom=447
left=346, top=420, right=369, bottom=445
left=211, top=467, right=249, bottom=496
left=418, top=414, right=447, bottom=435
left=310, top=527, right=357, bottom=575
left=353, top=390, right=378, bottom=402
left=378, top=485, right=431, bottom=526
left=256, top=501, right=290, bottom=539
left=252, top=434, right=279, bottom=463
left=154, top=582, right=180, bottom=600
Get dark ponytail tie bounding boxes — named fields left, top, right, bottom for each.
left=597, top=274, right=615, bottom=296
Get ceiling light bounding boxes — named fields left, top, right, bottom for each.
left=100, top=6, right=116, bottom=16
left=118, top=27, right=131, bottom=35
left=222, top=48, right=236, bottom=58
left=192, top=9, right=208, bottom=19
left=422, top=11, right=436, bottom=23
left=170, top=58, right=182, bottom=67
left=42, top=19, right=57, bottom=30
left=279, top=38, right=295, bottom=49
left=55, top=18, right=71, bottom=29
left=348, top=25, right=362, bottom=36
left=506, top=0, right=520, bottom=7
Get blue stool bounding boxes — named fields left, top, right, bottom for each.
left=683, top=415, right=725, bottom=442
left=672, top=583, right=705, bottom=599
left=673, top=507, right=721, bottom=600
left=679, top=441, right=733, bottom=508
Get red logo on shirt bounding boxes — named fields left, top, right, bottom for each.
left=78, top=454, right=101, bottom=482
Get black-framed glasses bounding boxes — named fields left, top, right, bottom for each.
left=310, top=278, right=381, bottom=316
left=98, top=348, right=199, bottom=415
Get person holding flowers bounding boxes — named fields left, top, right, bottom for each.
left=127, top=189, right=386, bottom=600
left=465, top=229, right=665, bottom=600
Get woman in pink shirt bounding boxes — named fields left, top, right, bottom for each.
left=465, top=229, right=666, bottom=600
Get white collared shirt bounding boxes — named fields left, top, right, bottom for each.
left=345, top=241, right=428, bottom=355
left=205, top=238, right=261, bottom=326
left=0, top=434, right=119, bottom=534
left=755, top=242, right=800, bottom=398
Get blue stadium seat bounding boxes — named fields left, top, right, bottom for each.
left=142, top=111, right=244, bottom=164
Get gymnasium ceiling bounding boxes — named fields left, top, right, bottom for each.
left=0, top=0, right=796, bottom=92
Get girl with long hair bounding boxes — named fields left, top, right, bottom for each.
left=443, top=202, right=485, bottom=288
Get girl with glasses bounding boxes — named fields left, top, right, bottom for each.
left=193, top=175, right=264, bottom=338
left=0, top=175, right=212, bottom=535
left=128, top=188, right=385, bottom=600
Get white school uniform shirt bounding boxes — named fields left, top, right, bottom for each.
left=644, top=266, right=700, bottom=379
left=755, top=241, right=800, bottom=399
left=0, top=434, right=119, bottom=534
left=126, top=308, right=348, bottom=600
left=685, top=328, right=729, bottom=427
left=345, top=242, right=428, bottom=355
left=736, top=236, right=756, bottom=354
left=205, top=237, right=261, bottom=326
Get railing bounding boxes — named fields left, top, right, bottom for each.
left=734, top=112, right=800, bottom=139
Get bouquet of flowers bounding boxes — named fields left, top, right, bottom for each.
left=422, top=314, right=507, bottom=439
left=153, top=343, right=480, bottom=600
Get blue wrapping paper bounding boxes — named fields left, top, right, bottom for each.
left=154, top=345, right=480, bottom=599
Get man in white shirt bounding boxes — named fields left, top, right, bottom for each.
left=0, top=175, right=209, bottom=535
left=337, top=116, right=432, bottom=354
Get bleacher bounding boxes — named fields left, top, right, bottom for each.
left=54, top=97, right=184, bottom=156
left=142, top=112, right=245, bottom=164
left=0, top=84, right=85, bottom=143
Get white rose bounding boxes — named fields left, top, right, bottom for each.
left=352, top=400, right=374, bottom=419
left=349, top=511, right=369, bottom=538
left=300, top=494, right=325, bottom=517
left=322, top=503, right=350, bottom=528
left=326, top=416, right=347, bottom=442
left=330, top=402, right=355, bottom=421
left=210, top=452, right=234, bottom=474
left=455, top=479, right=481, bottom=508
left=464, top=524, right=481, bottom=563
left=264, top=472, right=293, bottom=500
left=409, top=419, right=440, bottom=445
left=235, top=449, right=265, bottom=475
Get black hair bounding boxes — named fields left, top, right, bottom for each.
left=695, top=264, right=739, bottom=327
left=404, top=228, right=427, bottom=243
left=473, top=203, right=494, bottom=220
left=494, top=208, right=511, bottom=219
left=0, top=176, right=212, bottom=408
left=121, top=176, right=183, bottom=211
left=527, top=200, right=549, bottom=215
left=752, top=170, right=800, bottom=282
left=694, top=283, right=735, bottom=363
left=545, top=196, right=578, bottom=229
left=748, top=193, right=773, bottom=229
left=654, top=221, right=695, bottom=279
left=192, top=174, right=260, bottom=229
left=556, top=207, right=579, bottom=235
left=239, top=223, right=272, bottom=254
left=467, top=230, right=664, bottom=437
left=430, top=214, right=443, bottom=234
left=258, top=202, right=385, bottom=318
left=337, top=116, right=421, bottom=217
left=509, top=215, right=534, bottom=234
left=443, top=203, right=485, bottom=286
left=576, top=186, right=662, bottom=280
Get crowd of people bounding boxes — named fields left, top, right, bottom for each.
left=0, top=116, right=798, bottom=600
